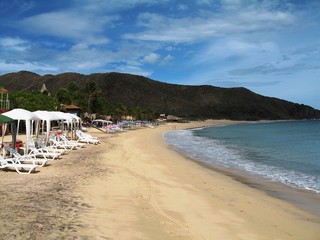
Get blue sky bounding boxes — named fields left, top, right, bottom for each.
left=0, top=0, right=319, bottom=109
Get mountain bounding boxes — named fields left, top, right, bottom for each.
left=1, top=71, right=319, bottom=120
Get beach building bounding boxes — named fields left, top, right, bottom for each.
left=65, top=104, right=81, bottom=117
left=166, top=115, right=189, bottom=123
left=166, top=115, right=182, bottom=122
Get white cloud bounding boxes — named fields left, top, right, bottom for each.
left=196, top=0, right=213, bottom=6
left=229, top=63, right=320, bottom=76
left=177, top=4, right=189, bottom=11
left=0, top=60, right=58, bottom=73
left=123, top=13, right=213, bottom=42
left=220, top=0, right=243, bottom=9
left=0, top=1, right=35, bottom=16
left=75, top=0, right=170, bottom=14
left=0, top=37, right=30, bottom=52
left=239, top=10, right=294, bottom=23
left=50, top=40, right=161, bottom=73
left=143, top=53, right=160, bottom=64
left=193, top=39, right=278, bottom=65
left=123, top=5, right=295, bottom=44
left=57, top=45, right=115, bottom=71
left=70, top=43, right=89, bottom=51
left=115, top=64, right=153, bottom=76
left=19, top=10, right=115, bottom=44
left=161, top=54, right=173, bottom=64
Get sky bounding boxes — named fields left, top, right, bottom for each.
left=0, top=0, right=319, bottom=109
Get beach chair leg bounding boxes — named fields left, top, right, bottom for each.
left=15, top=167, right=32, bottom=174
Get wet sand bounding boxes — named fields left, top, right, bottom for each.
left=0, top=120, right=319, bottom=239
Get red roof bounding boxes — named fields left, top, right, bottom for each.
left=0, top=88, right=8, bottom=94
left=65, top=104, right=81, bottom=109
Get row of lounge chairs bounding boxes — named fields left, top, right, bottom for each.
left=105, top=125, right=128, bottom=133
left=0, top=130, right=99, bottom=174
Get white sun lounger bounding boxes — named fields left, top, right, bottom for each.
left=76, top=130, right=99, bottom=144
left=27, top=143, right=62, bottom=160
left=36, top=141, right=67, bottom=155
left=60, top=135, right=86, bottom=148
left=0, top=155, right=38, bottom=174
left=49, top=137, right=78, bottom=150
left=4, top=146, right=49, bottom=167
left=77, top=130, right=99, bottom=140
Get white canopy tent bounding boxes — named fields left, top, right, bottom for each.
left=33, top=111, right=82, bottom=140
left=2, top=108, right=41, bottom=151
left=66, top=113, right=81, bottom=130
left=52, top=112, right=81, bottom=139
left=33, top=111, right=62, bottom=138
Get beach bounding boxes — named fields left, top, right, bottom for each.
left=0, top=120, right=319, bottom=239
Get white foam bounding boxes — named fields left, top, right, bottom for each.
left=163, top=130, right=320, bottom=194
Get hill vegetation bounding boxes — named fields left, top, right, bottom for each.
left=0, top=71, right=319, bottom=120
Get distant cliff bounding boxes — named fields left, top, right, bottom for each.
left=1, top=71, right=319, bottom=120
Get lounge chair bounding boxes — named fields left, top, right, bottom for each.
left=60, top=135, right=86, bottom=148
left=108, top=125, right=127, bottom=133
left=4, top=146, right=49, bottom=167
left=105, top=127, right=115, bottom=133
left=28, top=143, right=62, bottom=160
left=76, top=130, right=99, bottom=144
left=77, top=130, right=99, bottom=140
left=0, top=155, right=38, bottom=174
left=35, top=139, right=67, bottom=155
left=49, top=137, right=78, bottom=150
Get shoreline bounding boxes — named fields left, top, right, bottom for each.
left=176, top=153, right=320, bottom=218
left=163, top=121, right=320, bottom=218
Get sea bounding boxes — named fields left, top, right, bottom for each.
left=163, top=120, right=320, bottom=196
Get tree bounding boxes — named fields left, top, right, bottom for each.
left=56, top=88, right=72, bottom=110
left=65, top=82, right=86, bottom=110
left=131, top=106, right=155, bottom=120
left=114, top=103, right=127, bottom=121
left=10, top=91, right=57, bottom=111
left=82, top=80, right=101, bottom=113
left=91, top=96, right=108, bottom=114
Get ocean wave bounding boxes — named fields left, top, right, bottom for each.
left=163, top=130, right=320, bottom=194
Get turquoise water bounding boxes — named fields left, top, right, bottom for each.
left=164, top=120, right=320, bottom=193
